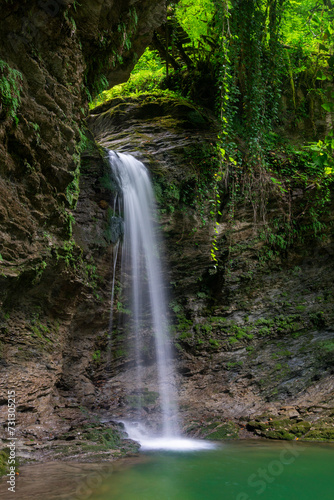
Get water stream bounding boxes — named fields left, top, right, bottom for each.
left=108, top=151, right=180, bottom=443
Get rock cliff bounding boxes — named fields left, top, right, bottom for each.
left=0, top=0, right=333, bottom=467
left=0, top=0, right=166, bottom=458
left=87, top=94, right=334, bottom=442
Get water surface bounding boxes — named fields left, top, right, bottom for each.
left=90, top=440, right=334, bottom=500
left=1, top=440, right=333, bottom=500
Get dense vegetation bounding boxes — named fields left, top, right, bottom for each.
left=92, top=0, right=334, bottom=265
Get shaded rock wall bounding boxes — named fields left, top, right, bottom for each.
left=87, top=95, right=334, bottom=440
left=0, top=0, right=166, bottom=445
left=0, top=0, right=333, bottom=450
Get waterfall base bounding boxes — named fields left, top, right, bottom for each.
left=122, top=421, right=216, bottom=451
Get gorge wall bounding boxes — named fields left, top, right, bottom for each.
left=0, top=0, right=166, bottom=459
left=87, top=95, right=334, bottom=442
left=0, top=0, right=333, bottom=465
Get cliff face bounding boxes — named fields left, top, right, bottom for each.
left=87, top=95, right=334, bottom=441
left=0, top=0, right=166, bottom=450
left=0, top=0, right=333, bottom=458
left=0, top=0, right=165, bottom=276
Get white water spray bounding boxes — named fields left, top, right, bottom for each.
left=121, top=421, right=216, bottom=451
left=108, top=151, right=179, bottom=438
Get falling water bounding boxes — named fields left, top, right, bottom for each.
left=108, top=150, right=179, bottom=438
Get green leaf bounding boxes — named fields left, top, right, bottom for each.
left=321, top=103, right=332, bottom=112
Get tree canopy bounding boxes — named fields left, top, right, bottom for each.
left=91, top=0, right=334, bottom=260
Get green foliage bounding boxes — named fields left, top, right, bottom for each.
left=65, top=127, right=94, bottom=208
left=92, top=350, right=101, bottom=363
left=55, top=240, right=81, bottom=267
left=85, top=6, right=140, bottom=99
left=0, top=449, right=10, bottom=477
left=182, top=142, right=220, bottom=213
left=91, top=50, right=168, bottom=107
left=316, top=339, right=334, bottom=353
left=65, top=176, right=80, bottom=208
left=30, top=319, right=52, bottom=343
left=0, top=59, right=23, bottom=122
left=176, top=0, right=215, bottom=49
left=32, top=260, right=47, bottom=285
left=90, top=0, right=334, bottom=270
left=247, top=418, right=310, bottom=440
left=116, top=301, right=131, bottom=315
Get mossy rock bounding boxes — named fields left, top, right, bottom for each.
left=304, top=427, right=334, bottom=441
left=58, top=423, right=139, bottom=457
left=290, top=421, right=311, bottom=437
left=247, top=419, right=311, bottom=440
left=264, top=430, right=295, bottom=440
left=81, top=426, right=123, bottom=448
left=203, top=422, right=239, bottom=440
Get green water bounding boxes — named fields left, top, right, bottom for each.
left=90, top=441, right=334, bottom=500
left=1, top=440, right=333, bottom=499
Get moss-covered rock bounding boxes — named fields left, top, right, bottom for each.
left=206, top=422, right=239, bottom=440
left=187, top=421, right=240, bottom=440
left=304, top=427, right=334, bottom=442
left=247, top=418, right=313, bottom=441
left=52, top=422, right=140, bottom=460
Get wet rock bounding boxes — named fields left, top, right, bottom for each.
left=0, top=0, right=166, bottom=460
left=87, top=95, right=334, bottom=442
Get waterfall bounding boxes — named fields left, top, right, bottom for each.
left=108, top=150, right=179, bottom=438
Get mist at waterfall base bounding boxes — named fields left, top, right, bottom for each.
left=108, top=151, right=213, bottom=452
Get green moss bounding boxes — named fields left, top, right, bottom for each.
left=255, top=318, right=275, bottom=327
left=258, top=326, right=271, bottom=335
left=209, top=338, right=220, bottom=349
left=277, top=349, right=293, bottom=357
left=57, top=424, right=140, bottom=458
left=82, top=426, right=122, bottom=448
left=316, top=339, right=334, bottom=353
left=226, top=361, right=243, bottom=370
left=265, top=430, right=295, bottom=440
left=206, top=422, right=239, bottom=440
left=172, top=312, right=193, bottom=339
left=290, top=421, right=311, bottom=437
left=0, top=449, right=10, bottom=477
left=0, top=59, right=23, bottom=121
left=92, top=350, right=101, bottom=363
left=248, top=419, right=313, bottom=440
left=228, top=336, right=238, bottom=344
left=210, top=316, right=227, bottom=324
left=304, top=427, right=334, bottom=441
left=114, top=348, right=126, bottom=358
